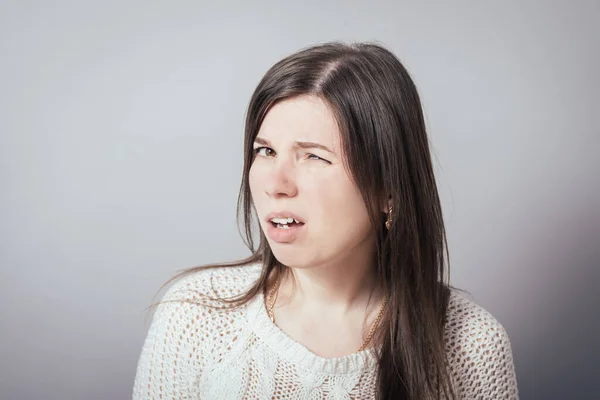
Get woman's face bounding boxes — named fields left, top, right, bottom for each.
left=249, top=95, right=375, bottom=269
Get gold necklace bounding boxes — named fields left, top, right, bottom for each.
left=266, top=275, right=387, bottom=352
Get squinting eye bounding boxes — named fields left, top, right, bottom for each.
left=253, top=146, right=275, bottom=157
left=307, top=153, right=330, bottom=163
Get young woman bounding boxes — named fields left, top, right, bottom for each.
left=133, top=42, right=518, bottom=399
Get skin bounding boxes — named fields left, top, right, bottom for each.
left=249, top=95, right=387, bottom=357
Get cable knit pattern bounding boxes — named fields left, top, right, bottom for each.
left=133, top=264, right=518, bottom=399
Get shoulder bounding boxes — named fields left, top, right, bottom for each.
left=444, top=289, right=519, bottom=399
left=444, top=289, right=509, bottom=342
left=145, top=262, right=264, bottom=354
left=133, top=263, right=263, bottom=398
left=161, top=262, right=263, bottom=304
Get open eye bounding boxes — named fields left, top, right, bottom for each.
left=253, top=146, right=275, bottom=157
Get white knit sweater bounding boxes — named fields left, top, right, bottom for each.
left=133, top=264, right=518, bottom=399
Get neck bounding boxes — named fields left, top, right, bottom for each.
left=277, top=249, right=382, bottom=315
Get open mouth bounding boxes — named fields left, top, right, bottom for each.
left=270, top=218, right=305, bottom=230
left=265, top=213, right=306, bottom=243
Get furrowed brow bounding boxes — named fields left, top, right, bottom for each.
left=254, top=137, right=334, bottom=154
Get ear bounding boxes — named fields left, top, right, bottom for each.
left=381, top=195, right=393, bottom=213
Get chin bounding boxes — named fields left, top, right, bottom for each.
left=269, top=245, right=314, bottom=270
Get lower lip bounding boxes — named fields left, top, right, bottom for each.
left=266, top=222, right=306, bottom=243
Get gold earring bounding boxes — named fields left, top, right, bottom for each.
left=385, top=206, right=393, bottom=230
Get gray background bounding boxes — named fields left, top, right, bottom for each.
left=1, top=1, right=598, bottom=399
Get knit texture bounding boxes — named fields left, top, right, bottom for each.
left=133, top=264, right=518, bottom=399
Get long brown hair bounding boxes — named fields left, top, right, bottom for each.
left=163, top=41, right=454, bottom=399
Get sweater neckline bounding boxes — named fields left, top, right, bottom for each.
left=245, top=289, right=379, bottom=375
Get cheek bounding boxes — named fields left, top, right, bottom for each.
left=248, top=164, right=263, bottom=198
left=248, top=165, right=264, bottom=213
left=306, top=174, right=371, bottom=235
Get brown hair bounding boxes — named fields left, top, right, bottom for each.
left=163, top=41, right=455, bottom=399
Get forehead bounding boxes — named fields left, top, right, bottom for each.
left=258, top=95, right=341, bottom=149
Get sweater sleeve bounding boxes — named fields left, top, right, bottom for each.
left=445, top=293, right=519, bottom=399
left=132, top=275, right=210, bottom=400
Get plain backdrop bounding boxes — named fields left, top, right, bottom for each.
left=1, top=1, right=598, bottom=399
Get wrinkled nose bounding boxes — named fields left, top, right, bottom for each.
left=264, top=160, right=298, bottom=198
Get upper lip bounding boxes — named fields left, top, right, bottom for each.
left=266, top=211, right=305, bottom=224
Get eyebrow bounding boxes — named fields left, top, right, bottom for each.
left=254, top=137, right=334, bottom=154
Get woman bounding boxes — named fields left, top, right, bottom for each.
left=133, top=42, right=518, bottom=399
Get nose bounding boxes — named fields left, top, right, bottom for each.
left=264, top=158, right=298, bottom=198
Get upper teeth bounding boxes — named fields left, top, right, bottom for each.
left=271, top=217, right=299, bottom=224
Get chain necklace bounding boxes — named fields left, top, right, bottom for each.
left=266, top=274, right=387, bottom=352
